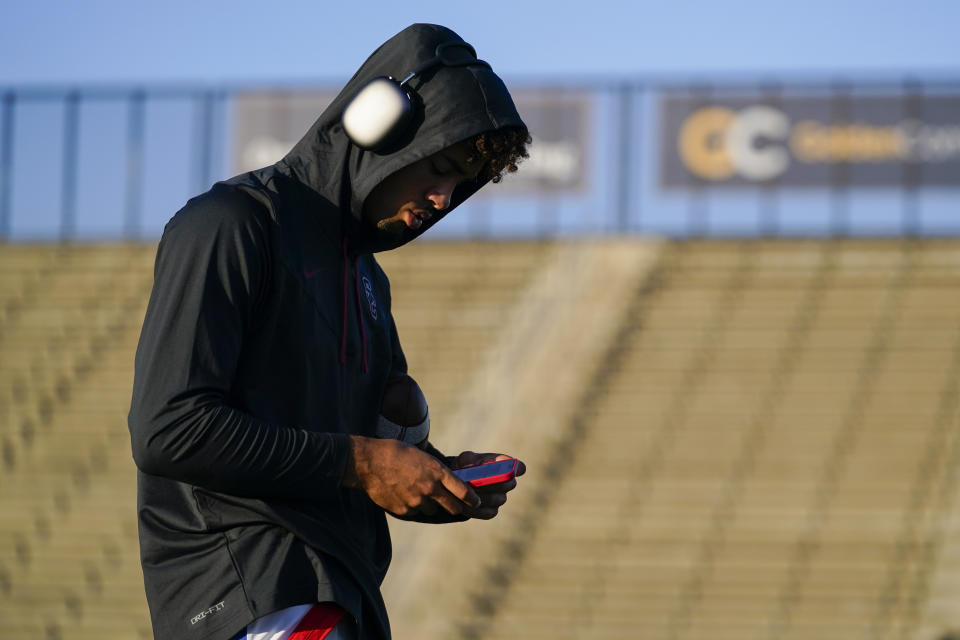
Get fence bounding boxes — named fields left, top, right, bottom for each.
left=1, top=75, right=958, bottom=241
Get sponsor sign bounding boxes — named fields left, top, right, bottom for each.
left=233, top=90, right=339, bottom=174
left=488, top=90, right=589, bottom=195
left=660, top=94, right=960, bottom=188
left=232, top=89, right=590, bottom=194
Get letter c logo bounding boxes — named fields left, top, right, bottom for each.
left=678, top=105, right=791, bottom=181
left=678, top=107, right=737, bottom=181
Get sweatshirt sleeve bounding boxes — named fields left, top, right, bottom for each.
left=386, top=296, right=450, bottom=464
left=128, top=188, right=350, bottom=500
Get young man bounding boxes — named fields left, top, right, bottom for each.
left=127, top=24, right=529, bottom=640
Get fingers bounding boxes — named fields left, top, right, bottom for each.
left=492, top=455, right=526, bottom=477
left=480, top=491, right=508, bottom=509
left=465, top=489, right=509, bottom=520
left=455, top=452, right=526, bottom=479
left=455, top=451, right=512, bottom=468
left=418, top=498, right=439, bottom=517
left=454, top=450, right=484, bottom=468
left=434, top=466, right=480, bottom=515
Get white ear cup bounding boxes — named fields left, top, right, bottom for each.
left=342, top=77, right=412, bottom=149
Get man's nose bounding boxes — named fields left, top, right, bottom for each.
left=426, top=181, right=457, bottom=211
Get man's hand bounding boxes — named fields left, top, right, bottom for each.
left=449, top=451, right=526, bottom=520
left=342, top=436, right=480, bottom=517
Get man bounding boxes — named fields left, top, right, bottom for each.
left=127, top=23, right=529, bottom=640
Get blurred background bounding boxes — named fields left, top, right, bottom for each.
left=1, top=1, right=959, bottom=638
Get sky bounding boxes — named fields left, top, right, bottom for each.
left=1, top=0, right=958, bottom=85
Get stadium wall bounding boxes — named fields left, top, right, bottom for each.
left=0, top=75, right=959, bottom=241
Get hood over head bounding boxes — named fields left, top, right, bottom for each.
left=276, top=24, right=526, bottom=252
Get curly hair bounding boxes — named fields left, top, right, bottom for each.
left=465, top=126, right=532, bottom=183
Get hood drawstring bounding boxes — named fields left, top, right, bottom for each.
left=340, top=236, right=369, bottom=374
left=353, top=259, right=370, bottom=374
left=340, top=237, right=349, bottom=366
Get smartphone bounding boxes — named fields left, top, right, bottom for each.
left=452, top=458, right=519, bottom=488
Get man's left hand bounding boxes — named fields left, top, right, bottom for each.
left=448, top=451, right=526, bottom=520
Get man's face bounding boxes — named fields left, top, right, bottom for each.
left=361, top=139, right=482, bottom=242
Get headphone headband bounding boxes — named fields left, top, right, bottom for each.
left=399, top=42, right=491, bottom=86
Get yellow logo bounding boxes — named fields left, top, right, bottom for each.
left=678, top=106, right=791, bottom=181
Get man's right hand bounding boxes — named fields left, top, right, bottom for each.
left=342, top=436, right=480, bottom=517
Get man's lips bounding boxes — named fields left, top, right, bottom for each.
left=399, top=208, right=433, bottom=229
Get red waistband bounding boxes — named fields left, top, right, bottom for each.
left=289, top=602, right=348, bottom=640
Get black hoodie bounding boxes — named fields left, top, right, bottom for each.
left=127, top=24, right=525, bottom=640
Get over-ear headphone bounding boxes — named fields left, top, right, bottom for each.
left=341, top=42, right=491, bottom=150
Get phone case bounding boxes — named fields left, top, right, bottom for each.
left=454, top=458, right=519, bottom=488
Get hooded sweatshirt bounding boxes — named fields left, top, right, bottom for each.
left=127, top=23, right=525, bottom=640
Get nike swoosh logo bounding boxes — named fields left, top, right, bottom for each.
left=304, top=268, right=326, bottom=279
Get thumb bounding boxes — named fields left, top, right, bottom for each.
left=440, top=467, right=481, bottom=508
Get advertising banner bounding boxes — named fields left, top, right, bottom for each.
left=233, top=89, right=591, bottom=195
left=232, top=90, right=339, bottom=174
left=485, top=90, right=590, bottom=195
left=659, top=93, right=960, bottom=188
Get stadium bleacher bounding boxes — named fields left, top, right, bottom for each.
left=385, top=239, right=960, bottom=640
left=1, top=238, right=959, bottom=639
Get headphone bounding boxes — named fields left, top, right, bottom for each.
left=341, top=42, right=491, bottom=150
